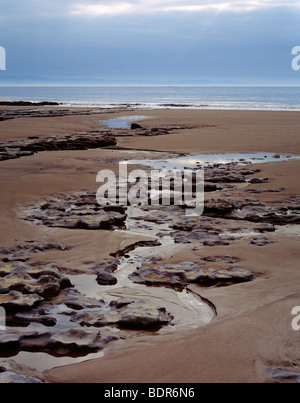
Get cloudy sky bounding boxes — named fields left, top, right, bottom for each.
left=0, top=0, right=299, bottom=84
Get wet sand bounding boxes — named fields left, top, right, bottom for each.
left=0, top=107, right=300, bottom=383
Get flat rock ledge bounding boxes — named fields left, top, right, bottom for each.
left=129, top=261, right=255, bottom=287
left=0, top=130, right=117, bottom=161
left=203, top=198, right=300, bottom=224
left=0, top=242, right=68, bottom=263
left=0, top=105, right=132, bottom=121
left=23, top=192, right=127, bottom=230
left=0, top=328, right=106, bottom=356
left=68, top=298, right=174, bottom=330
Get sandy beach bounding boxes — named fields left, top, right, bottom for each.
left=0, top=106, right=299, bottom=383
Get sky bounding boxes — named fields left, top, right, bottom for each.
left=0, top=0, right=299, bottom=85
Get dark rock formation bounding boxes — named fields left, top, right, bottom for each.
left=0, top=328, right=106, bottom=355
left=129, top=262, right=254, bottom=287
left=0, top=242, right=69, bottom=263
left=250, top=237, right=274, bottom=246
left=204, top=199, right=236, bottom=215
left=9, top=308, right=57, bottom=327
left=131, top=123, right=143, bottom=129
left=0, top=261, right=72, bottom=303
left=69, top=299, right=174, bottom=330
left=257, top=224, right=276, bottom=233
left=266, top=367, right=300, bottom=383
left=0, top=101, right=59, bottom=106
left=0, top=291, right=43, bottom=311
left=23, top=192, right=127, bottom=230
left=95, top=262, right=118, bottom=285
left=202, top=198, right=300, bottom=225
left=0, top=105, right=131, bottom=121
left=249, top=177, right=269, bottom=184
left=63, top=289, right=105, bottom=310
left=0, top=131, right=117, bottom=161
left=205, top=172, right=246, bottom=183
left=0, top=360, right=47, bottom=383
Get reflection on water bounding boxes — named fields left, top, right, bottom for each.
left=129, top=152, right=298, bottom=170
left=101, top=115, right=147, bottom=129
left=11, top=350, right=105, bottom=373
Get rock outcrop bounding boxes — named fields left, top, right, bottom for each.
left=69, top=299, right=174, bottom=330
left=0, top=328, right=105, bottom=355
left=129, top=261, right=254, bottom=287
left=23, top=192, right=127, bottom=230
left=0, top=131, right=117, bottom=161
left=0, top=261, right=72, bottom=301
left=0, top=360, right=47, bottom=383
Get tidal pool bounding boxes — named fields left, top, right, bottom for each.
left=101, top=115, right=147, bottom=129
left=128, top=152, right=298, bottom=170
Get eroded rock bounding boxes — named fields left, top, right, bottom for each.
left=202, top=198, right=300, bottom=225
left=10, top=308, right=57, bottom=327
left=0, top=360, right=47, bottom=383
left=266, top=367, right=300, bottom=383
left=69, top=299, right=174, bottom=329
left=129, top=262, right=254, bottom=287
left=250, top=237, right=274, bottom=246
left=23, top=192, right=127, bottom=230
left=0, top=291, right=43, bottom=311
left=63, top=289, right=105, bottom=310
left=0, top=328, right=106, bottom=355
left=0, top=261, right=72, bottom=301
left=0, top=130, right=117, bottom=161
left=0, top=242, right=68, bottom=263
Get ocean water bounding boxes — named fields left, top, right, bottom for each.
left=0, top=85, right=299, bottom=111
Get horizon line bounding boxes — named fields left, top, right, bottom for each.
left=0, top=84, right=300, bottom=88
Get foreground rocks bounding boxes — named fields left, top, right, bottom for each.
left=0, top=360, right=47, bottom=383
left=0, top=328, right=105, bottom=356
left=0, top=296, right=173, bottom=356
left=129, top=261, right=254, bottom=287
left=0, top=261, right=72, bottom=301
left=0, top=259, right=174, bottom=361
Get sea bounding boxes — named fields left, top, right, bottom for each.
left=0, top=85, right=299, bottom=111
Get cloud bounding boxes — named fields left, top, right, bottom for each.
left=68, top=0, right=300, bottom=17
left=70, top=2, right=134, bottom=16
left=1, top=0, right=299, bottom=20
